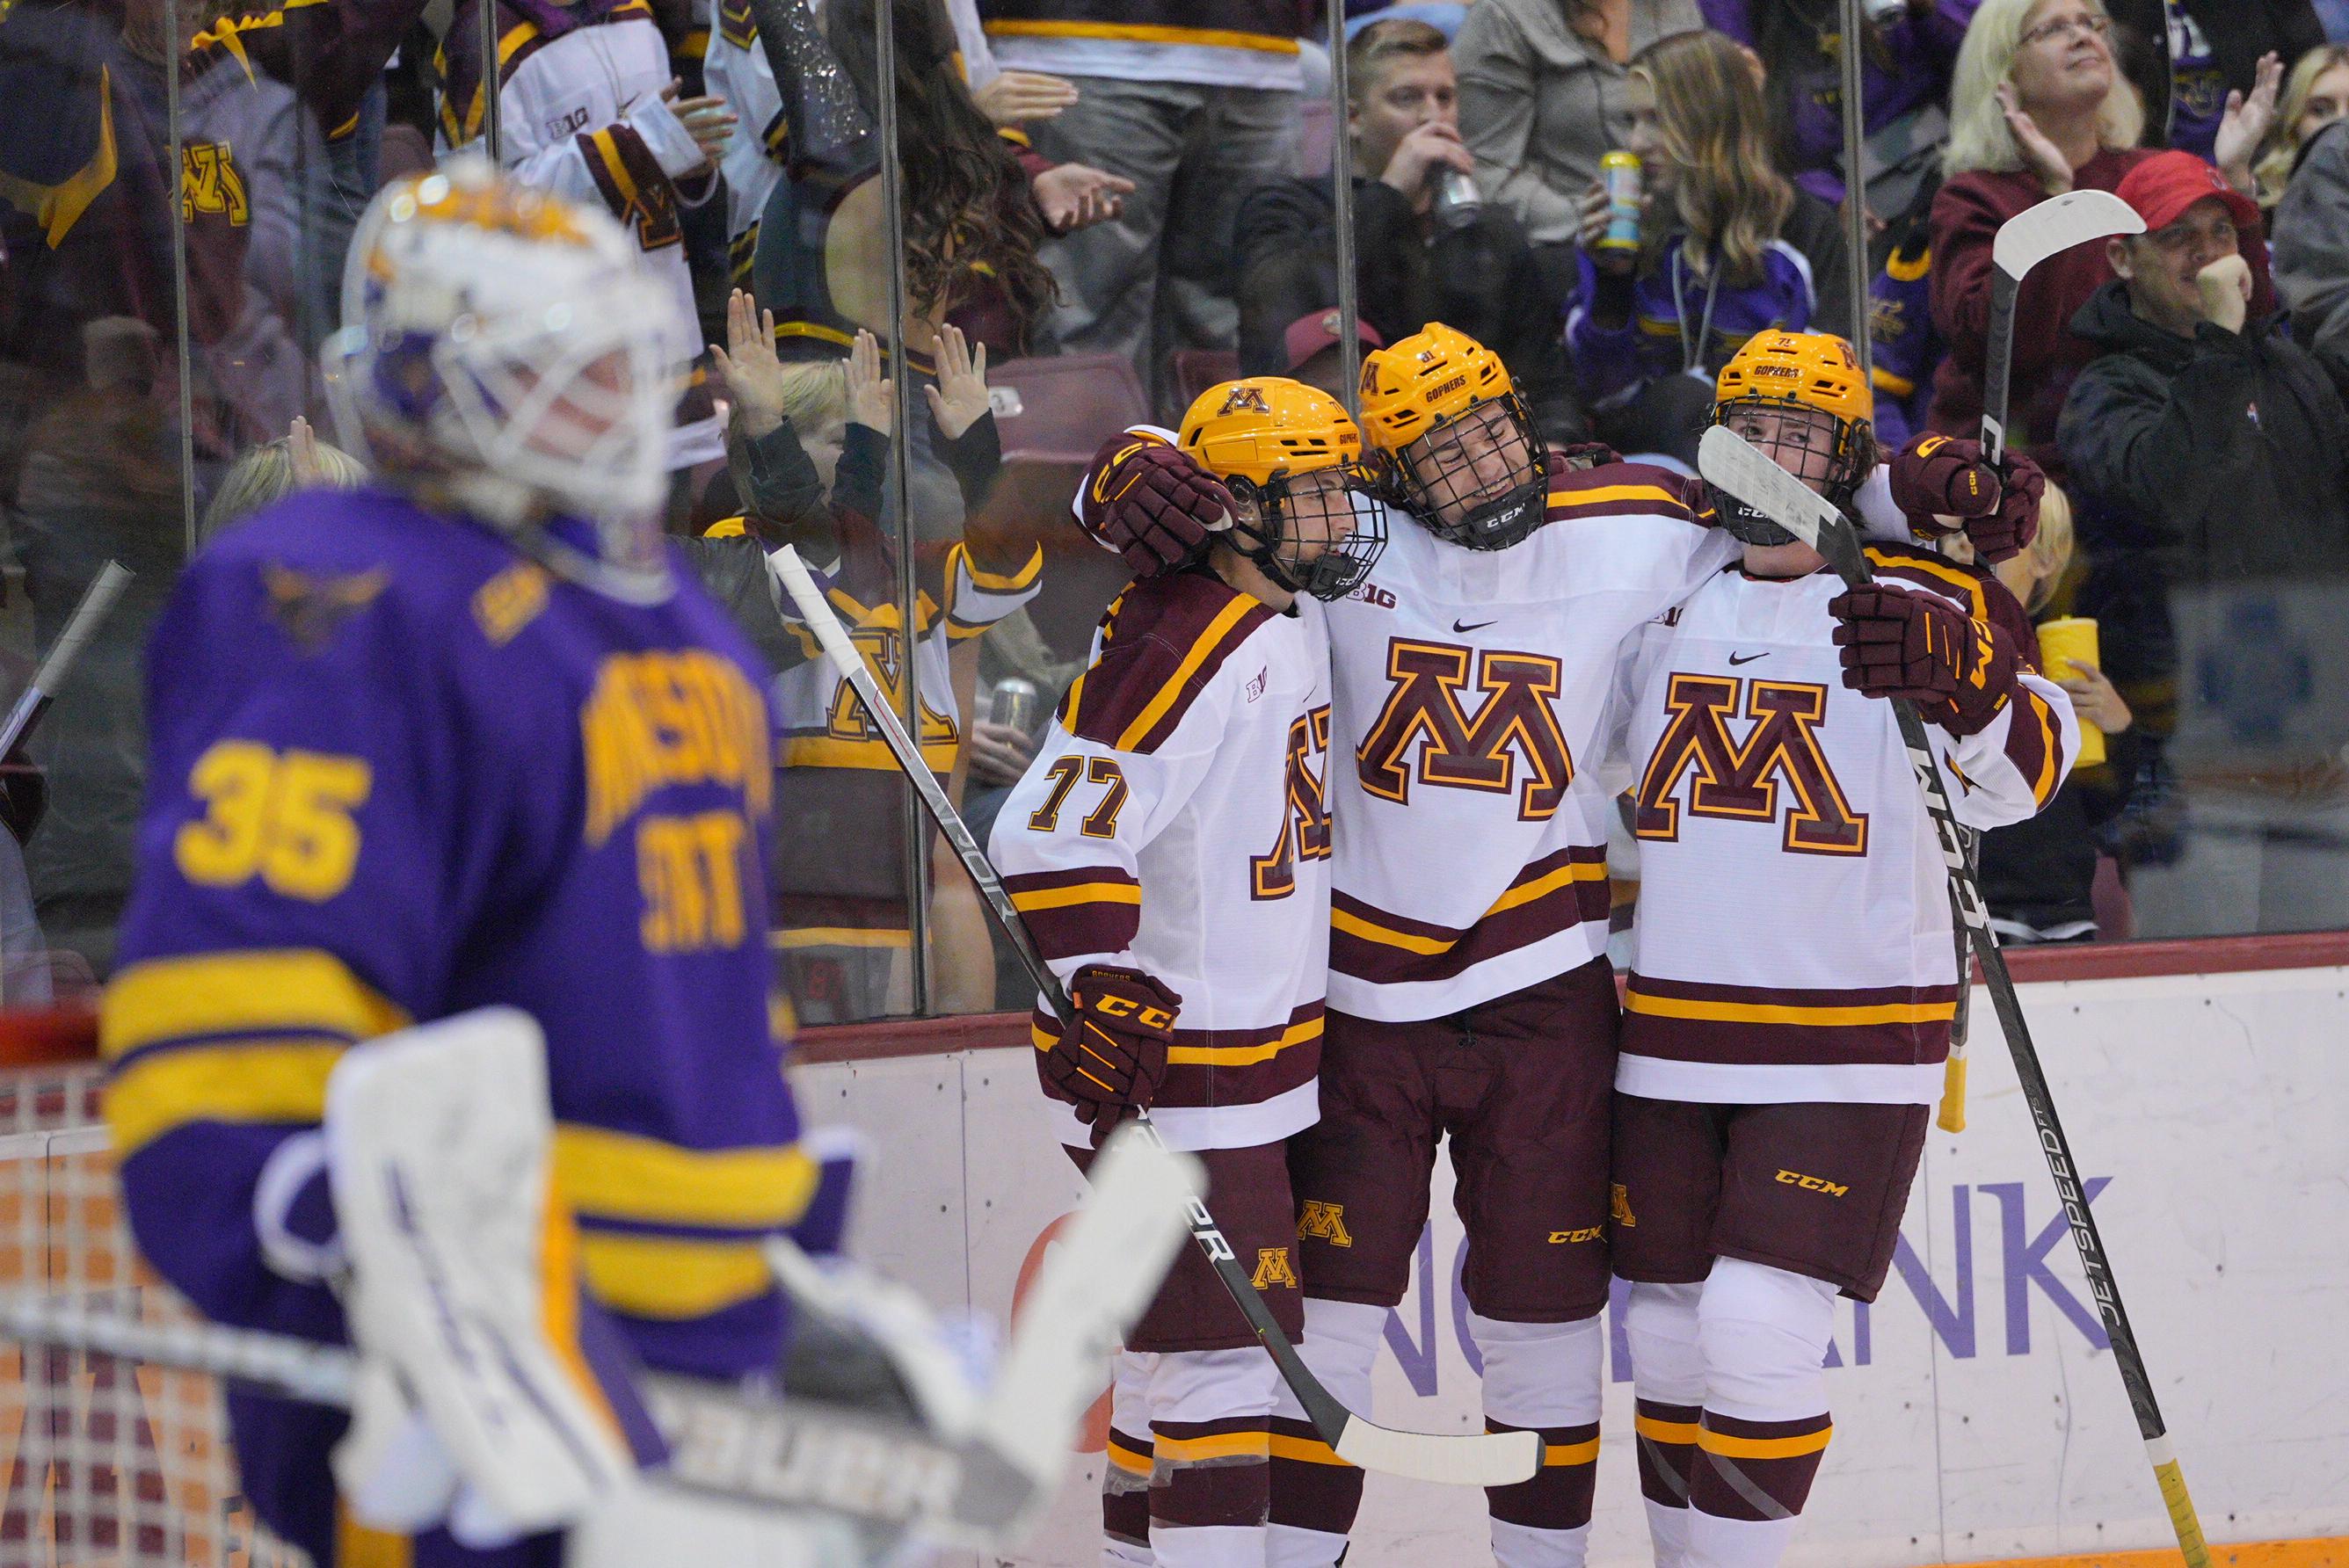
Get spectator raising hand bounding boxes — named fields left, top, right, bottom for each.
left=2213, top=52, right=2286, bottom=195
left=923, top=323, right=991, bottom=439
left=709, top=288, right=791, bottom=439
left=846, top=329, right=892, bottom=437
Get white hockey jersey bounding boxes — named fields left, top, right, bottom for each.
left=991, top=569, right=1333, bottom=1153
left=704, top=0, right=786, bottom=285
left=1600, top=543, right=2077, bottom=1106
left=1323, top=459, right=1736, bottom=1021
left=440, top=0, right=724, bottom=467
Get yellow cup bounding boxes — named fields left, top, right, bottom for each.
left=2035, top=616, right=2105, bottom=768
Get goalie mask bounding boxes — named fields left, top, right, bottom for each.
left=1177, top=378, right=1387, bottom=602
left=1708, top=330, right=1878, bottom=546
left=1357, top=323, right=1547, bottom=551
left=321, top=159, right=680, bottom=601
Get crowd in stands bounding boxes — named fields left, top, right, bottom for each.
left=7, top=0, right=2349, bottom=1020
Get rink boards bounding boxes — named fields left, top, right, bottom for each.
left=803, top=960, right=2349, bottom=1568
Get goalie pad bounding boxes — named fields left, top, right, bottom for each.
left=326, top=1007, right=657, bottom=1536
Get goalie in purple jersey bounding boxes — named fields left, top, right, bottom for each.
left=93, top=162, right=898, bottom=1564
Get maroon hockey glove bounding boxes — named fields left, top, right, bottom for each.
left=1829, top=582, right=2019, bottom=736
left=1887, top=436, right=2042, bottom=564
left=1044, top=963, right=1181, bottom=1130
left=1961, top=450, right=2044, bottom=565
left=1077, top=434, right=1233, bottom=577
left=1888, top=434, right=2000, bottom=526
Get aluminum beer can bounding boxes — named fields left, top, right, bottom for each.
left=990, top=677, right=1041, bottom=737
left=1431, top=166, right=1483, bottom=231
left=1598, top=150, right=1641, bottom=252
left=2034, top=618, right=2105, bottom=767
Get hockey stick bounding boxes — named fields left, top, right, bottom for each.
left=1696, top=426, right=2212, bottom=1568
left=0, top=1123, right=1195, bottom=1550
left=1979, top=189, right=2142, bottom=462
left=0, top=561, right=131, bottom=761
left=1940, top=190, right=2145, bottom=1126
left=769, top=544, right=1544, bottom=1488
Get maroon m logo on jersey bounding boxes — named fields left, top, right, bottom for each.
left=1356, top=640, right=1574, bottom=821
left=1633, top=673, right=1867, bottom=855
left=1253, top=705, right=1333, bottom=900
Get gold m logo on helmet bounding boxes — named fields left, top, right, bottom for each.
left=1775, top=1169, right=1850, bottom=1197
left=1218, top=382, right=1272, bottom=417
left=1298, top=1201, right=1353, bottom=1248
left=1252, top=1247, right=1299, bottom=1289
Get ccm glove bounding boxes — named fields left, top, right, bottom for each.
left=1078, top=434, right=1233, bottom=577
left=1887, top=436, right=2042, bottom=564
left=1829, top=582, right=2019, bottom=736
left=1045, top=964, right=1180, bottom=1128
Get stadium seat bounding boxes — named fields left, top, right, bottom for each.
left=986, top=353, right=1149, bottom=467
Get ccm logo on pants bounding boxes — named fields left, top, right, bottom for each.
left=1776, top=1170, right=1850, bottom=1197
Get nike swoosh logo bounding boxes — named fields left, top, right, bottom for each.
left=1452, top=619, right=1496, bottom=634
left=1727, top=651, right=1770, bottom=665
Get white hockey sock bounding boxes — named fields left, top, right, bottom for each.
left=1687, top=1259, right=1840, bottom=1568
left=1267, top=1298, right=1381, bottom=1568
left=1146, top=1347, right=1278, bottom=1568
left=1625, top=1280, right=1707, bottom=1568
left=1469, top=1311, right=1604, bottom=1568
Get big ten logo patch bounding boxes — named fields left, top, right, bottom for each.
left=1298, top=1200, right=1352, bottom=1248
left=1349, top=582, right=1398, bottom=610
left=1634, top=674, right=1866, bottom=854
left=1252, top=1247, right=1299, bottom=1290
left=181, top=142, right=250, bottom=225
left=1356, top=640, right=1574, bottom=820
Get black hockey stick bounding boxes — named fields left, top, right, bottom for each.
left=769, top=545, right=1544, bottom=1488
left=1696, top=426, right=2211, bottom=1568
left=1944, top=191, right=2145, bottom=1123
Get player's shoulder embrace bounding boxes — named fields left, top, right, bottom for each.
left=1541, top=454, right=1712, bottom=528
left=1859, top=539, right=2003, bottom=621
left=1060, top=569, right=1278, bottom=755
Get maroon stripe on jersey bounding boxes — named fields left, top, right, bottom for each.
left=2002, top=683, right=2064, bottom=805
left=1621, top=1013, right=1951, bottom=1069
left=1063, top=575, right=1273, bottom=755
left=1004, top=867, right=1143, bottom=963
left=1625, top=976, right=1961, bottom=1010
left=1486, top=1420, right=1599, bottom=1530
left=1031, top=1000, right=1323, bottom=1113
left=1543, top=455, right=1707, bottom=526
left=1267, top=1416, right=1364, bottom=1536
left=1331, top=847, right=1611, bottom=986
left=1861, top=544, right=1992, bottom=619
left=1004, top=866, right=1139, bottom=897
left=1691, top=1411, right=1831, bottom=1523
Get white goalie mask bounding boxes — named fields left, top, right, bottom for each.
left=322, top=159, right=680, bottom=600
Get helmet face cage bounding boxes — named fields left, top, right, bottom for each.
left=1228, top=465, right=1389, bottom=602
left=1708, top=396, right=1874, bottom=546
left=1390, top=393, right=1549, bottom=551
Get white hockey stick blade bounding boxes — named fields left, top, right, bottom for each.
left=936, top=1124, right=1202, bottom=1548
left=1991, top=188, right=2142, bottom=279
left=1334, top=1416, right=1544, bottom=1487
left=1698, top=426, right=1846, bottom=553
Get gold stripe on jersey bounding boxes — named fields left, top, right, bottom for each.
left=1635, top=1413, right=1702, bottom=1445
left=1009, top=880, right=1145, bottom=912
left=104, top=947, right=409, bottom=1058
left=577, top=1231, right=775, bottom=1319
left=107, top=1039, right=351, bottom=1158
left=1863, top=545, right=1989, bottom=620
left=2020, top=685, right=2062, bottom=806
left=1546, top=483, right=1684, bottom=512
left=1333, top=856, right=1607, bottom=955
left=955, top=541, right=1045, bottom=595
left=982, top=18, right=1301, bottom=53
left=1623, top=991, right=1956, bottom=1027
left=553, top=1124, right=816, bottom=1232
left=1698, top=1423, right=1835, bottom=1460
left=770, top=926, right=913, bottom=950
left=1154, top=1428, right=1273, bottom=1462
left=1112, top=594, right=1262, bottom=751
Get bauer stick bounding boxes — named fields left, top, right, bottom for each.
left=0, top=1122, right=1195, bottom=1550
left=769, top=544, right=1545, bottom=1489
left=1697, top=425, right=2211, bottom=1568
left=1942, top=191, right=2144, bottom=1126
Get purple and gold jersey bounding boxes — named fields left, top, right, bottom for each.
left=103, top=486, right=808, bottom=1398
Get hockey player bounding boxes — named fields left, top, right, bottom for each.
left=98, top=164, right=821, bottom=1564
left=440, top=0, right=734, bottom=471
left=1072, top=322, right=2043, bottom=1568
left=1080, top=325, right=1731, bottom=1568
left=1599, top=330, right=2076, bottom=1568
left=990, top=377, right=1385, bottom=1568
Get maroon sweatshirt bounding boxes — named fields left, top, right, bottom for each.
left=1924, top=146, right=2277, bottom=469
